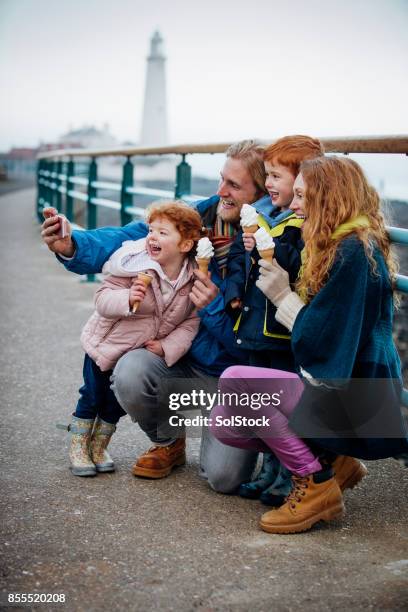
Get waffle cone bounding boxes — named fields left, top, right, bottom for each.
left=137, top=272, right=153, bottom=286
left=243, top=224, right=258, bottom=234
left=132, top=272, right=153, bottom=312
left=196, top=257, right=210, bottom=274
left=258, top=247, right=275, bottom=263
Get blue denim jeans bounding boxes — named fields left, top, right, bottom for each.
left=75, top=353, right=127, bottom=424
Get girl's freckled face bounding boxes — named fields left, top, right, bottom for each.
left=146, top=217, right=184, bottom=264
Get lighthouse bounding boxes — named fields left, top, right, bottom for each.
left=140, top=31, right=168, bottom=146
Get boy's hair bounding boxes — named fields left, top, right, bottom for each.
left=146, top=200, right=203, bottom=250
left=226, top=139, right=268, bottom=197
left=263, top=135, right=324, bottom=177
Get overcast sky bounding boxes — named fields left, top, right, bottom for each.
left=1, top=0, right=407, bottom=196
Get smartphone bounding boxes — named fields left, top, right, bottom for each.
left=43, top=207, right=68, bottom=238
left=57, top=215, right=68, bottom=238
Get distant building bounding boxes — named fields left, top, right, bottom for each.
left=4, top=147, right=37, bottom=160
left=0, top=147, right=38, bottom=176
left=37, top=142, right=76, bottom=153
left=58, top=124, right=118, bottom=149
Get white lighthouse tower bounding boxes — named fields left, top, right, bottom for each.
left=140, top=31, right=168, bottom=146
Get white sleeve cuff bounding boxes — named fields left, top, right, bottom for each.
left=275, top=291, right=305, bottom=331
left=58, top=249, right=76, bottom=261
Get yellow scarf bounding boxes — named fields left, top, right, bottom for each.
left=330, top=214, right=370, bottom=240
left=298, top=214, right=370, bottom=300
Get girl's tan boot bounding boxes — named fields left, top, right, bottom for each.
left=68, top=416, right=97, bottom=477
left=89, top=417, right=116, bottom=473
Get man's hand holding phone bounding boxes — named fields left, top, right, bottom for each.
left=41, top=207, right=75, bottom=257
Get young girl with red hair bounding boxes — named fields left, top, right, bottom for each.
left=211, top=156, right=408, bottom=533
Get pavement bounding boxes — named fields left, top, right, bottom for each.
left=0, top=188, right=408, bottom=612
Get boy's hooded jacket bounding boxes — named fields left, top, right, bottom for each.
left=225, top=200, right=304, bottom=352
left=80, top=239, right=199, bottom=371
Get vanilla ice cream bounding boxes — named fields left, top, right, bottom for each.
left=196, top=237, right=214, bottom=260
left=240, top=204, right=259, bottom=231
left=254, top=227, right=274, bottom=251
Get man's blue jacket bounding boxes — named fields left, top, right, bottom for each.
left=58, top=196, right=249, bottom=376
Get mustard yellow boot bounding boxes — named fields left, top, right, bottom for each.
left=333, top=455, right=367, bottom=492
left=260, top=469, right=345, bottom=534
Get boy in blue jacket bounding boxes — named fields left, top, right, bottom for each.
left=226, top=135, right=324, bottom=369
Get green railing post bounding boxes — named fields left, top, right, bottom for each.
left=45, top=160, right=53, bottom=208
left=41, top=160, right=47, bottom=207
left=86, top=158, right=98, bottom=282
left=54, top=160, right=63, bottom=211
left=65, top=158, right=74, bottom=222
left=87, top=158, right=98, bottom=230
left=175, top=154, right=192, bottom=198
left=51, top=160, right=57, bottom=208
left=36, top=160, right=43, bottom=221
left=120, top=156, right=134, bottom=226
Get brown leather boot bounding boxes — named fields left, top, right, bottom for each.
left=333, top=455, right=367, bottom=492
left=132, top=438, right=186, bottom=479
left=260, top=470, right=345, bottom=534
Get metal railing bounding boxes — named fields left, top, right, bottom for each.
left=36, top=134, right=408, bottom=284
left=36, top=146, right=203, bottom=229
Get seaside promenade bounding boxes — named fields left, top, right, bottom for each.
left=1, top=187, right=407, bottom=611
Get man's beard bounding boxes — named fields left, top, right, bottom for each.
left=217, top=198, right=241, bottom=224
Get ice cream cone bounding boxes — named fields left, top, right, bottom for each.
left=132, top=272, right=153, bottom=313
left=243, top=224, right=258, bottom=234
left=196, top=257, right=210, bottom=274
left=258, top=247, right=275, bottom=263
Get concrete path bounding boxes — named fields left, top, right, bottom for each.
left=1, top=189, right=407, bottom=611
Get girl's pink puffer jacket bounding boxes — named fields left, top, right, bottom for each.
left=80, top=259, right=199, bottom=371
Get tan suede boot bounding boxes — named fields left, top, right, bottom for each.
left=68, top=416, right=97, bottom=477
left=333, top=455, right=367, bottom=492
left=260, top=470, right=345, bottom=534
left=132, top=437, right=186, bottom=478
left=89, top=417, right=116, bottom=473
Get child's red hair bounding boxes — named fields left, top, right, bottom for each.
left=146, top=200, right=203, bottom=250
left=264, top=135, right=324, bottom=177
